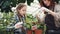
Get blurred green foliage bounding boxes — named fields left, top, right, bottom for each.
left=0, top=0, right=60, bottom=12
left=0, top=12, right=15, bottom=27
left=0, top=12, right=15, bottom=34
left=0, top=0, right=60, bottom=34
left=0, top=0, right=33, bottom=12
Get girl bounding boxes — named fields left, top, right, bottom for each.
left=14, top=3, right=27, bottom=34
left=14, top=3, right=45, bottom=34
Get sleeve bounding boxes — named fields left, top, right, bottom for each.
left=54, top=4, right=60, bottom=19
left=14, top=15, right=19, bottom=23
left=10, top=15, right=19, bottom=26
left=54, top=4, right=60, bottom=27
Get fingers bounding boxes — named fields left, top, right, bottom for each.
left=40, top=7, right=51, bottom=12
left=32, top=25, right=37, bottom=30
left=15, top=24, right=22, bottom=28
left=15, top=22, right=23, bottom=28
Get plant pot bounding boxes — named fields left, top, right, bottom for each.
left=27, top=30, right=32, bottom=34
left=35, top=29, right=43, bottom=34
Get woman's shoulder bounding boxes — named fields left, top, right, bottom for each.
left=54, top=4, right=60, bottom=11
left=55, top=4, right=60, bottom=8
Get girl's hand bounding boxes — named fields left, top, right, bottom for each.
left=15, top=22, right=23, bottom=29
left=15, top=24, right=22, bottom=29
left=32, top=25, right=37, bottom=30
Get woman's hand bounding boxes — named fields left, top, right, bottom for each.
left=36, top=11, right=46, bottom=23
left=40, top=7, right=51, bottom=12
left=36, top=13, right=41, bottom=23
left=40, top=7, right=56, bottom=16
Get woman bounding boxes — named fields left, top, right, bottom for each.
left=39, top=0, right=60, bottom=34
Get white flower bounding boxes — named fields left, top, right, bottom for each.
left=0, top=12, right=3, bottom=18
left=11, top=7, right=16, bottom=12
left=26, top=0, right=42, bottom=17
left=4, top=19, right=6, bottom=22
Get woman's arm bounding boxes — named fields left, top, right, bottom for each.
left=48, top=4, right=60, bottom=19
left=40, top=4, right=60, bottom=19
left=48, top=10, right=56, bottom=16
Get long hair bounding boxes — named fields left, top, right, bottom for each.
left=16, top=3, right=26, bottom=21
left=16, top=3, right=26, bottom=12
left=40, top=0, right=55, bottom=11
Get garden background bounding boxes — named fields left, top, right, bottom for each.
left=0, top=0, right=60, bottom=34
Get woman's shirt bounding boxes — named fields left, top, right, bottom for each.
left=45, top=14, right=56, bottom=30
left=45, top=4, right=60, bottom=30
left=54, top=4, right=60, bottom=28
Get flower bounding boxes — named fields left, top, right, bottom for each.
left=11, top=7, right=16, bottom=12
left=0, top=12, right=3, bottom=18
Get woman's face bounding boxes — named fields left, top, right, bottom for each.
left=18, top=6, right=27, bottom=16
left=42, top=0, right=51, bottom=6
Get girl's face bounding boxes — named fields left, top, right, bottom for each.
left=43, top=0, right=51, bottom=6
left=18, top=6, right=27, bottom=16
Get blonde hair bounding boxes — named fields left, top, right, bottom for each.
left=16, top=3, right=26, bottom=12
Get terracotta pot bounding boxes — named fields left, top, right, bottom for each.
left=27, top=29, right=43, bottom=34
left=27, top=30, right=32, bottom=34
left=35, top=29, right=43, bottom=34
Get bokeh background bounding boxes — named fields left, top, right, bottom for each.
left=0, top=0, right=60, bottom=34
